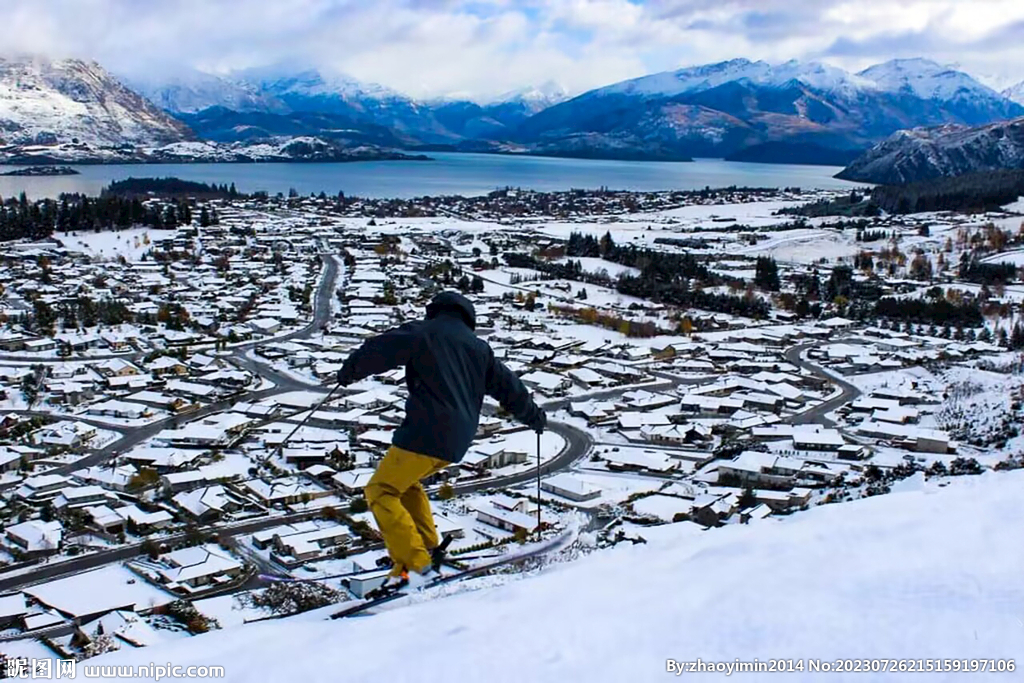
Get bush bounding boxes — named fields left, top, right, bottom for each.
left=348, top=496, right=368, bottom=514
left=242, top=581, right=340, bottom=616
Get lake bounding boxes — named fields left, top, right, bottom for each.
left=0, top=153, right=865, bottom=200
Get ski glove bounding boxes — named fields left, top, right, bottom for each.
left=528, top=407, right=547, bottom=434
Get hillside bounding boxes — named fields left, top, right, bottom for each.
left=512, top=58, right=1023, bottom=163
left=0, top=56, right=193, bottom=147
left=838, top=117, right=1024, bottom=184
left=90, top=470, right=1023, bottom=682
left=129, top=58, right=1024, bottom=164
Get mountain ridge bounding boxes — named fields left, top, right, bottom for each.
left=837, top=116, right=1024, bottom=184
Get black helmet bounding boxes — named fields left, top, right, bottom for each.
left=425, top=291, right=476, bottom=330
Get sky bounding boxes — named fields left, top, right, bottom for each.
left=2, top=0, right=1024, bottom=101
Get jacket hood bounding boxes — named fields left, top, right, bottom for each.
left=425, top=291, right=476, bottom=330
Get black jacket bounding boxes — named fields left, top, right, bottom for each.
left=336, top=291, right=543, bottom=463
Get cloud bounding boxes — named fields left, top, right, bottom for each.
left=0, top=0, right=1021, bottom=99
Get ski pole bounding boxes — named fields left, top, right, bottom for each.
left=259, top=380, right=344, bottom=470
left=536, top=430, right=542, bottom=533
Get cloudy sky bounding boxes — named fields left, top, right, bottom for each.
left=3, top=0, right=1024, bottom=100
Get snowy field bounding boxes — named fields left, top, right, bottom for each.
left=91, top=469, right=1024, bottom=682
left=60, top=227, right=171, bottom=260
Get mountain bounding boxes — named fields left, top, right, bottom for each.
left=210, top=67, right=458, bottom=145
left=177, top=106, right=411, bottom=148
left=88, top=470, right=1024, bottom=681
left=140, top=67, right=572, bottom=144
left=0, top=56, right=193, bottom=147
left=512, top=58, right=1024, bottom=163
left=1004, top=81, right=1024, bottom=106
left=425, top=84, right=571, bottom=141
left=837, top=116, right=1024, bottom=184
left=124, top=69, right=287, bottom=115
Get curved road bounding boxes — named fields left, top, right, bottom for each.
left=783, top=341, right=861, bottom=427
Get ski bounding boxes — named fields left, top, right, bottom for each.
left=329, top=526, right=577, bottom=620
left=258, top=536, right=462, bottom=584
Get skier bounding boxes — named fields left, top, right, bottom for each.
left=335, top=291, right=546, bottom=591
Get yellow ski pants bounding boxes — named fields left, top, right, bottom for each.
left=364, top=444, right=450, bottom=575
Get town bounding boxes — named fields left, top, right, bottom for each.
left=0, top=183, right=1022, bottom=665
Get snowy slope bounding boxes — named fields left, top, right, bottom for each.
left=92, top=470, right=1024, bottom=682
left=124, top=68, right=287, bottom=115
left=857, top=58, right=1003, bottom=101
left=0, top=56, right=192, bottom=146
left=838, top=116, right=1024, bottom=183
left=1005, top=81, right=1024, bottom=106
left=516, top=58, right=1024, bottom=162
left=603, top=58, right=872, bottom=99
left=490, top=81, right=571, bottom=111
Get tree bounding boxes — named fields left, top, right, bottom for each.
left=737, top=487, right=757, bottom=510
left=437, top=482, right=455, bottom=500
left=754, top=256, right=780, bottom=291
left=909, top=253, right=933, bottom=281
left=349, top=496, right=369, bottom=514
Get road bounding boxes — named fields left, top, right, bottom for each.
left=0, top=510, right=327, bottom=595
left=450, top=420, right=593, bottom=495
left=783, top=342, right=862, bottom=427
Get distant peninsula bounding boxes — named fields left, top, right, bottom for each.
left=0, top=165, right=80, bottom=177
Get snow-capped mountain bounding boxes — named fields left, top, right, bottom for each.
left=602, top=58, right=871, bottom=99
left=0, top=56, right=192, bottom=147
left=837, top=116, right=1024, bottom=184
left=514, top=58, right=1024, bottom=162
left=491, top=81, right=570, bottom=112
left=124, top=69, right=287, bottom=115
left=88, top=470, right=1024, bottom=682
left=1004, top=81, right=1024, bottom=106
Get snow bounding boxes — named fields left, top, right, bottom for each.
left=61, top=227, right=166, bottom=260
left=602, top=58, right=874, bottom=99
left=630, top=494, right=692, bottom=521
left=0, top=56, right=186, bottom=147
left=1004, top=81, right=1024, bottom=106
left=22, top=564, right=177, bottom=618
left=93, top=469, right=1024, bottom=681
left=857, top=58, right=1002, bottom=101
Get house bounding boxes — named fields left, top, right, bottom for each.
left=50, top=485, right=111, bottom=511
left=541, top=473, right=601, bottom=502
left=269, top=523, right=351, bottom=566
left=83, top=504, right=127, bottom=534
left=242, top=477, right=332, bottom=507
left=462, top=442, right=529, bottom=471
left=160, top=471, right=210, bottom=494
left=156, top=545, right=244, bottom=594
left=640, top=423, right=711, bottom=445
left=601, top=448, right=678, bottom=473
left=474, top=503, right=538, bottom=535
left=332, top=467, right=375, bottom=495
left=86, top=400, right=150, bottom=420
left=172, top=485, right=241, bottom=521
left=149, top=356, right=189, bottom=377
left=518, top=370, right=572, bottom=397
left=791, top=427, right=846, bottom=452
left=13, top=473, right=72, bottom=505
left=93, top=358, right=140, bottom=378
left=118, top=504, right=174, bottom=533
left=4, top=520, right=63, bottom=559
